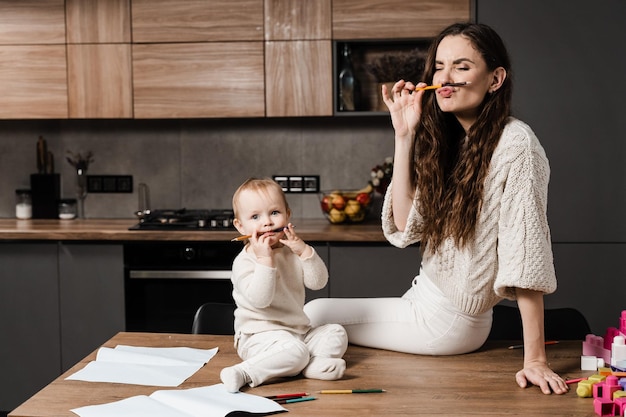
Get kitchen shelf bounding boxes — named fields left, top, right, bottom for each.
left=334, top=39, right=433, bottom=115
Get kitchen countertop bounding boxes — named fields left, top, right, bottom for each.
left=0, top=218, right=387, bottom=242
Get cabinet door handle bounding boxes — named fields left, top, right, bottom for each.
left=129, top=270, right=232, bottom=280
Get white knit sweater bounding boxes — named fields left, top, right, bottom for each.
left=231, top=245, right=328, bottom=336
left=382, top=118, right=557, bottom=315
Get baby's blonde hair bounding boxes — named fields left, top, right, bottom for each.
left=232, top=177, right=290, bottom=218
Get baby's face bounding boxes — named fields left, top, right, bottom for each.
left=234, top=187, right=289, bottom=245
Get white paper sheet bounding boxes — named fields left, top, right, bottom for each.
left=65, top=345, right=218, bottom=386
left=70, top=384, right=287, bottom=417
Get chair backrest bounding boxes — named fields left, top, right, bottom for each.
left=488, top=305, right=592, bottom=341
left=191, top=302, right=236, bottom=335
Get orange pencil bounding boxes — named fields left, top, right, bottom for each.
left=413, top=81, right=471, bottom=91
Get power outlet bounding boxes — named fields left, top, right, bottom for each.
left=273, top=175, right=319, bottom=193
left=87, top=175, right=133, bottom=193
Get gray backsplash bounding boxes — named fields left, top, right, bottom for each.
left=0, top=117, right=394, bottom=219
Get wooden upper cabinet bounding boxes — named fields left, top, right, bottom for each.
left=264, top=1, right=332, bottom=117
left=66, top=0, right=131, bottom=43
left=0, top=0, right=65, bottom=45
left=0, top=45, right=68, bottom=119
left=68, top=44, right=133, bottom=118
left=133, top=42, right=265, bottom=118
left=131, top=0, right=264, bottom=43
left=265, top=41, right=332, bottom=117
left=332, top=0, right=471, bottom=40
left=264, top=0, right=331, bottom=41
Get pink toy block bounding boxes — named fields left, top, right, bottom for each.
left=604, top=328, right=620, bottom=351
left=620, top=311, right=626, bottom=336
left=600, top=376, right=622, bottom=401
left=593, top=397, right=615, bottom=416
left=584, top=334, right=612, bottom=364
left=614, top=397, right=626, bottom=417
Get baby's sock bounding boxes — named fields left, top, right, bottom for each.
left=220, top=365, right=251, bottom=393
left=302, top=357, right=346, bottom=380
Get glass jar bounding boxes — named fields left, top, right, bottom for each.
left=15, top=189, right=32, bottom=219
left=58, top=199, right=77, bottom=220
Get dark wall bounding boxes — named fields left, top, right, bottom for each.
left=478, top=0, right=626, bottom=333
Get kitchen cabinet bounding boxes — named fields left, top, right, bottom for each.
left=0, top=45, right=68, bottom=119
left=58, top=243, right=125, bottom=370
left=0, top=243, right=61, bottom=412
left=132, top=42, right=265, bottom=118
left=327, top=243, right=421, bottom=297
left=332, top=0, right=471, bottom=40
left=65, top=0, right=131, bottom=43
left=67, top=44, right=133, bottom=118
left=265, top=41, right=333, bottom=117
left=0, top=0, right=65, bottom=45
left=0, top=242, right=124, bottom=411
left=0, top=1, right=67, bottom=119
left=264, top=0, right=332, bottom=117
left=66, top=0, right=133, bottom=119
left=131, top=0, right=263, bottom=42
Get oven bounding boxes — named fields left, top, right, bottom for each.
left=124, top=209, right=240, bottom=333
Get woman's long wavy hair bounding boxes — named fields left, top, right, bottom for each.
left=414, top=23, right=512, bottom=253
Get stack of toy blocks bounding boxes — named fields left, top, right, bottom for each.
left=577, top=310, right=626, bottom=416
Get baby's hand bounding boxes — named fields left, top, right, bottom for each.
left=249, top=231, right=274, bottom=265
left=280, top=223, right=309, bottom=257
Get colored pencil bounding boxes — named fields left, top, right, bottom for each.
left=507, top=340, right=559, bottom=350
left=413, top=81, right=471, bottom=91
left=565, top=377, right=586, bottom=385
left=231, top=226, right=288, bottom=242
left=265, top=392, right=309, bottom=400
left=319, top=389, right=385, bottom=394
left=274, top=396, right=316, bottom=404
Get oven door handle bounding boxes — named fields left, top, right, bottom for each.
left=129, top=270, right=232, bottom=279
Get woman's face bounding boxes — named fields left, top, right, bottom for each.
left=433, top=35, right=504, bottom=130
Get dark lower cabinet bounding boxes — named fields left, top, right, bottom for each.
left=0, top=243, right=124, bottom=412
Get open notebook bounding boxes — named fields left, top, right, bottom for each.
left=71, top=384, right=286, bottom=417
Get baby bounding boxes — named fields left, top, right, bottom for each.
left=220, top=177, right=348, bottom=392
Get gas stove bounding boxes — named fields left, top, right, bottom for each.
left=129, top=209, right=235, bottom=231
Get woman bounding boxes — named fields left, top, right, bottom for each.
left=304, top=22, right=567, bottom=395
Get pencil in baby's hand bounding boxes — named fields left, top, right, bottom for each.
left=230, top=226, right=290, bottom=242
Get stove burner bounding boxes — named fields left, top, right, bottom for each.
left=129, top=209, right=235, bottom=231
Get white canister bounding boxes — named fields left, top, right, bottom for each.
left=15, top=189, right=32, bottom=219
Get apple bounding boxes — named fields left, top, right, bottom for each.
left=331, top=194, right=346, bottom=210
left=344, top=200, right=361, bottom=216
left=355, top=192, right=371, bottom=206
left=320, top=195, right=332, bottom=212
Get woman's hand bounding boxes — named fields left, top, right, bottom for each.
left=381, top=80, right=425, bottom=139
left=515, top=288, right=568, bottom=394
left=515, top=360, right=568, bottom=395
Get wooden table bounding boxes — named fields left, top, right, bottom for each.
left=10, top=332, right=597, bottom=417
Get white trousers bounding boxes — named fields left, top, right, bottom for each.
left=303, top=272, right=492, bottom=355
left=236, top=324, right=348, bottom=387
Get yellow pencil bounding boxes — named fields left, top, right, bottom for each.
left=413, top=81, right=471, bottom=91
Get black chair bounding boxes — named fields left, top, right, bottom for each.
left=488, top=304, right=592, bottom=341
left=191, top=302, right=236, bottom=335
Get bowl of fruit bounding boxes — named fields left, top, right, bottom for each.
left=319, top=184, right=373, bottom=224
